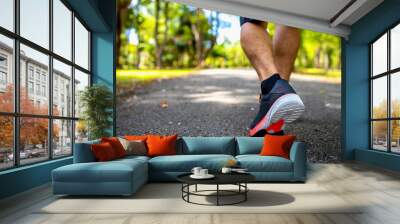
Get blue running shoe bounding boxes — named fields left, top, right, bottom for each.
left=248, top=79, right=304, bottom=137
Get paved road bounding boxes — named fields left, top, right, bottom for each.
left=117, top=69, right=341, bottom=163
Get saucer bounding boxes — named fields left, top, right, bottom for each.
left=190, top=174, right=215, bottom=179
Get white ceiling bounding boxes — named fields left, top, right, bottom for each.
left=169, top=0, right=384, bottom=37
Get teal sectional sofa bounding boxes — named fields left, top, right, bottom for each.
left=52, top=137, right=306, bottom=196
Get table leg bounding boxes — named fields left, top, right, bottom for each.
left=245, top=183, right=247, bottom=201
left=195, top=184, right=198, bottom=192
left=217, top=184, right=219, bottom=206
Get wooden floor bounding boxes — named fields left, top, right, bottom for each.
left=1, top=162, right=400, bottom=224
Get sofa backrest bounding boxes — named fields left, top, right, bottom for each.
left=235, top=137, right=263, bottom=155
left=73, top=139, right=100, bottom=163
left=177, top=137, right=236, bottom=155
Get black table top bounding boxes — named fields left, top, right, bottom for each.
left=177, top=172, right=255, bottom=185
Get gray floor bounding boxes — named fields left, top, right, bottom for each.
left=117, top=69, right=341, bottom=162
left=1, top=163, right=400, bottom=224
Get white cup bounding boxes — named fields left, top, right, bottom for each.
left=221, top=167, right=232, bottom=174
left=191, top=167, right=202, bottom=176
left=200, top=169, right=208, bottom=176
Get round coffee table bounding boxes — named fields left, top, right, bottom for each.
left=177, top=173, right=255, bottom=206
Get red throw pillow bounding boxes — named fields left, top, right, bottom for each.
left=260, top=134, right=296, bottom=159
left=124, top=135, right=148, bottom=141
left=146, top=135, right=178, bottom=157
left=101, top=137, right=127, bottom=158
left=91, top=142, right=117, bottom=161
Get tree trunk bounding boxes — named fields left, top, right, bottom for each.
left=135, top=0, right=141, bottom=69
left=154, top=0, right=161, bottom=69
left=159, top=2, right=170, bottom=67
left=202, top=11, right=220, bottom=66
left=117, top=0, right=132, bottom=69
left=191, top=9, right=204, bottom=67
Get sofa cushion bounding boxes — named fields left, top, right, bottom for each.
left=236, top=155, right=293, bottom=172
left=235, top=137, right=263, bottom=155
left=147, top=135, right=178, bottom=157
left=101, top=137, right=127, bottom=158
left=118, top=138, right=147, bottom=156
left=178, top=137, right=235, bottom=155
left=91, top=142, right=118, bottom=161
left=53, top=159, right=147, bottom=183
left=149, top=154, right=235, bottom=172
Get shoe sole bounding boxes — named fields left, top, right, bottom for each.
left=249, top=93, right=304, bottom=136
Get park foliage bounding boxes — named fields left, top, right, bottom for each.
left=117, top=0, right=341, bottom=74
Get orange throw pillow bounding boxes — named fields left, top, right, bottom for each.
left=125, top=135, right=148, bottom=141
left=260, top=134, right=296, bottom=159
left=146, top=135, right=178, bottom=157
left=91, top=142, right=117, bottom=161
left=101, top=137, right=127, bottom=158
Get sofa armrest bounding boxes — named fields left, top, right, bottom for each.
left=289, top=141, right=307, bottom=182
left=73, top=140, right=100, bottom=163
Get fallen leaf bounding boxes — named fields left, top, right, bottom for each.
left=160, top=100, right=168, bottom=108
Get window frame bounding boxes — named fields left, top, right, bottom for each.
left=370, top=21, right=400, bottom=154
left=0, top=0, right=92, bottom=171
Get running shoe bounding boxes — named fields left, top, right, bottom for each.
left=248, top=79, right=304, bottom=137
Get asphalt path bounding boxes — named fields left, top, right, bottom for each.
left=117, top=69, right=341, bottom=162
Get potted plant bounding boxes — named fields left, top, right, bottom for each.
left=79, top=84, right=113, bottom=140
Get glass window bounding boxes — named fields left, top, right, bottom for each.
left=372, top=77, right=387, bottom=119
left=53, top=119, right=72, bottom=157
left=0, top=35, right=14, bottom=113
left=0, top=116, right=14, bottom=169
left=372, top=121, right=388, bottom=151
left=53, top=59, right=72, bottom=117
left=75, top=120, right=88, bottom=143
left=20, top=0, right=49, bottom=49
left=371, top=25, right=400, bottom=153
left=372, top=34, right=387, bottom=76
left=0, top=0, right=92, bottom=170
left=391, top=72, right=400, bottom=118
left=0, top=0, right=14, bottom=31
left=74, top=18, right=89, bottom=70
left=74, top=69, right=89, bottom=118
left=391, top=24, right=400, bottom=70
left=19, top=117, right=49, bottom=165
left=53, top=0, right=72, bottom=60
left=20, top=44, right=49, bottom=115
left=391, top=120, right=400, bottom=153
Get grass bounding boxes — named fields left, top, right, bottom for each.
left=116, top=69, right=196, bottom=97
left=117, top=69, right=195, bottom=84
left=295, top=68, right=341, bottom=78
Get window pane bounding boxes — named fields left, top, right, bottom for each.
left=75, top=120, right=88, bottom=143
left=0, top=116, right=13, bottom=170
left=20, top=117, right=49, bottom=165
left=372, top=33, right=387, bottom=76
left=0, top=0, right=14, bottom=31
left=372, top=121, right=388, bottom=151
left=74, top=69, right=89, bottom=118
left=53, top=59, right=72, bottom=117
left=391, top=120, right=400, bottom=153
left=20, top=0, right=49, bottom=49
left=53, top=119, right=72, bottom=157
left=0, top=35, right=14, bottom=112
left=74, top=18, right=89, bottom=70
left=391, top=72, right=400, bottom=118
left=20, top=44, right=49, bottom=115
left=391, top=24, right=400, bottom=70
left=53, top=0, right=72, bottom=60
left=372, top=76, right=387, bottom=119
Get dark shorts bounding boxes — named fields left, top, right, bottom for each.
left=240, top=17, right=264, bottom=26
